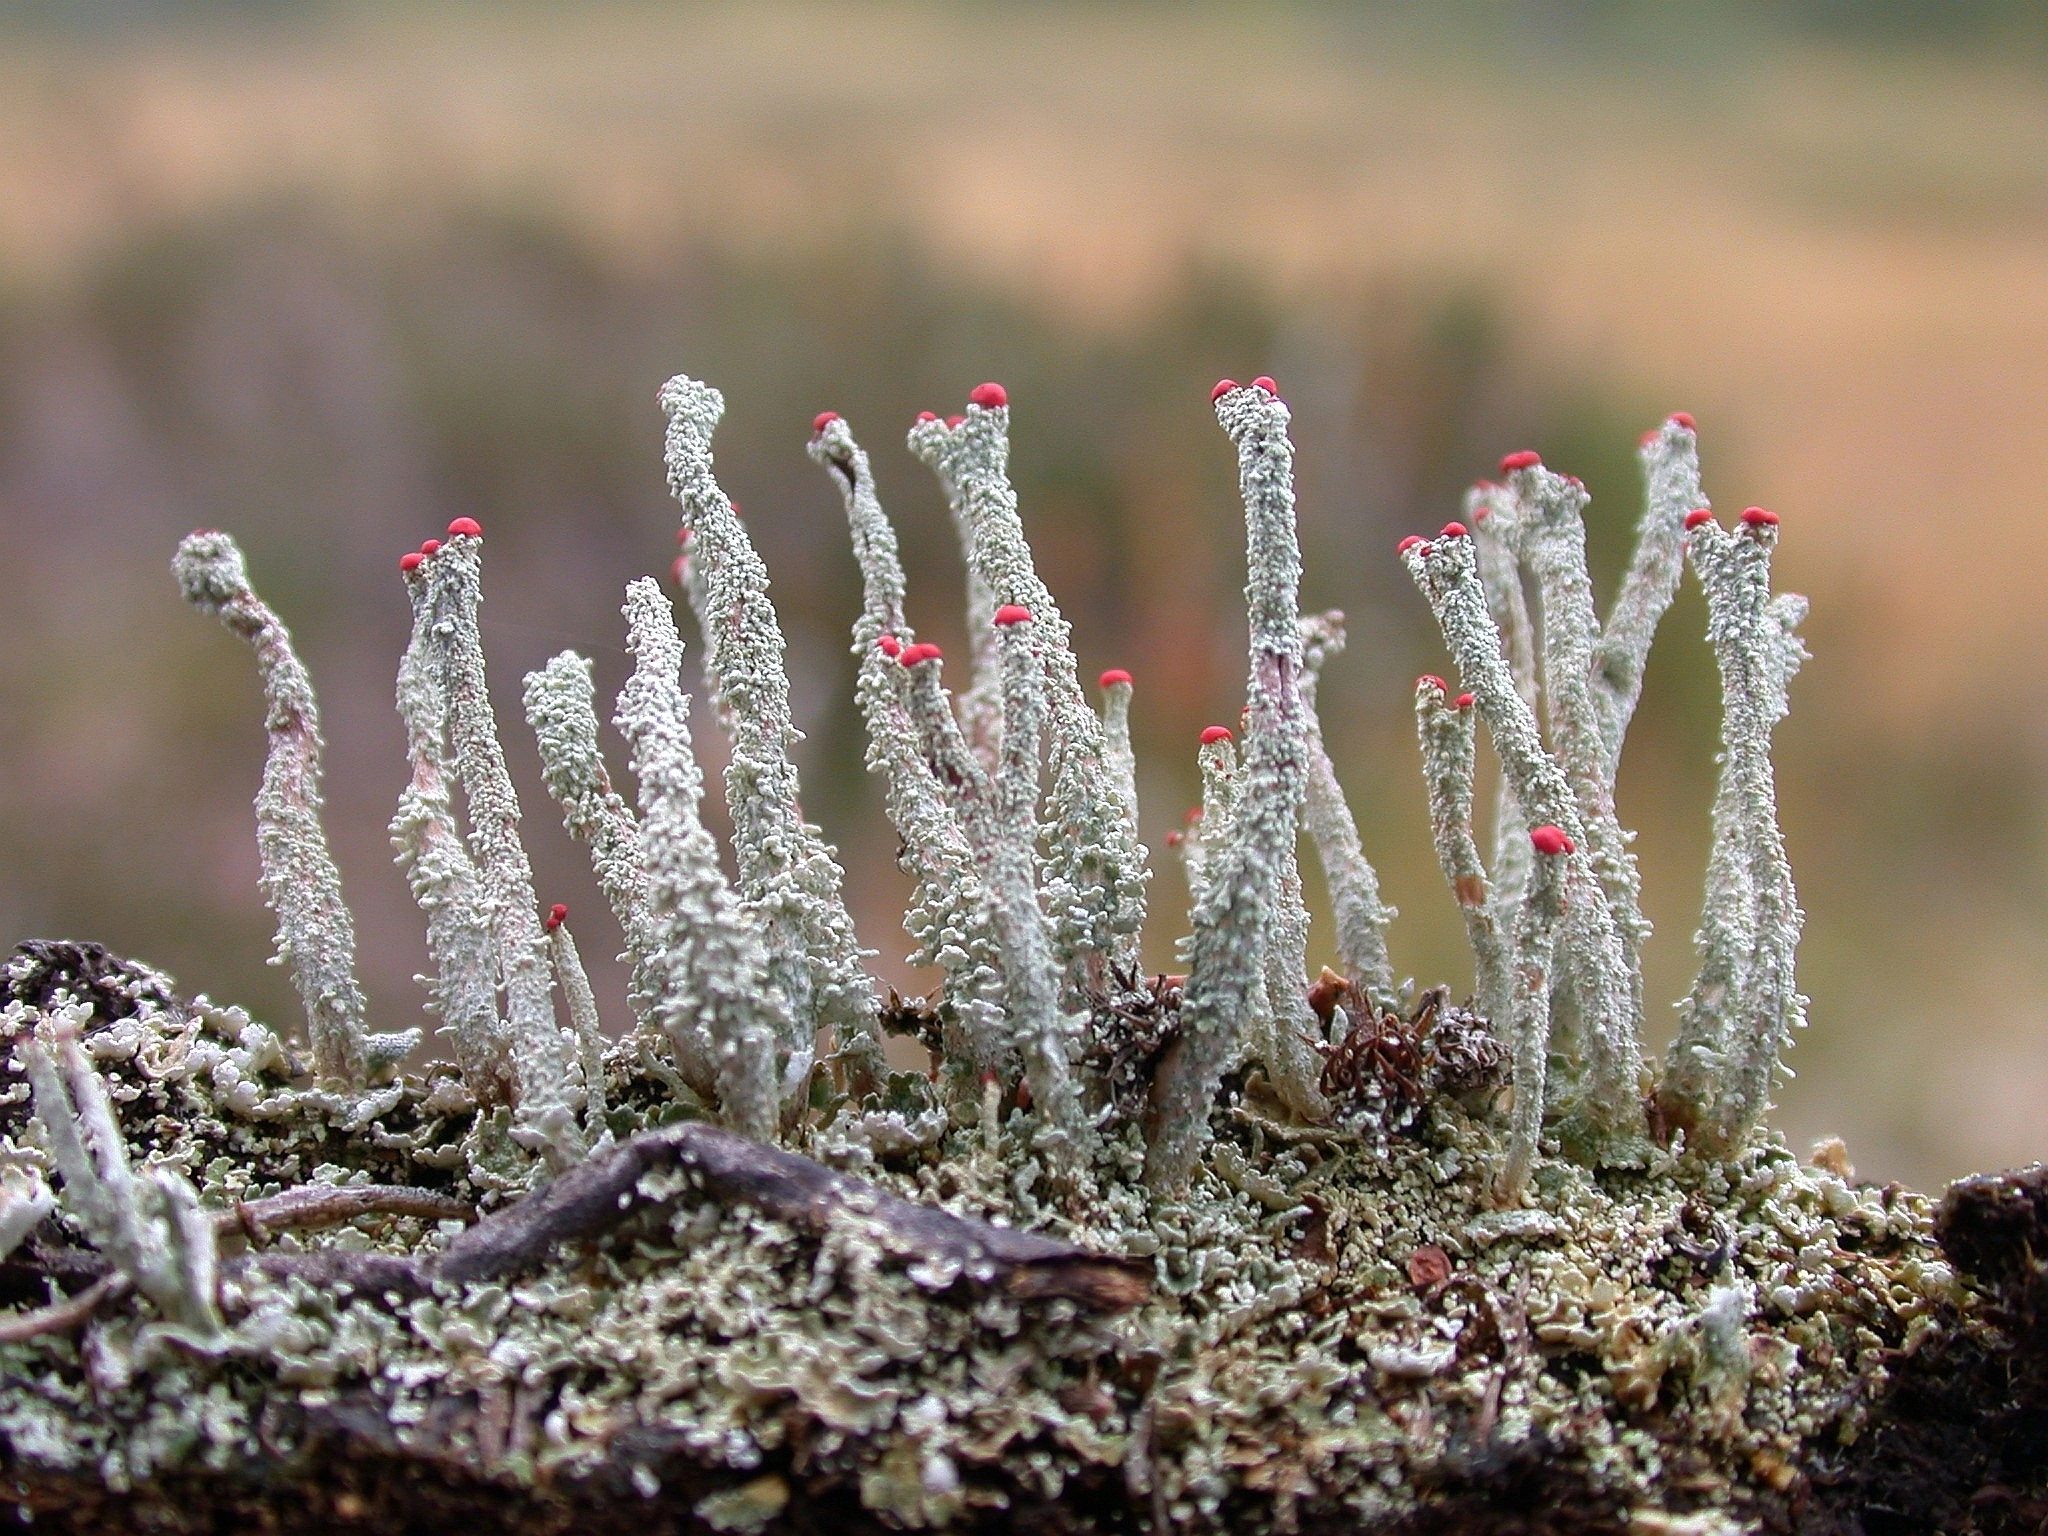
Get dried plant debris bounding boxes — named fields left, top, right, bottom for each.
left=0, top=382, right=2024, bottom=1531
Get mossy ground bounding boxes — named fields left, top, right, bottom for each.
left=0, top=948, right=2021, bottom=1533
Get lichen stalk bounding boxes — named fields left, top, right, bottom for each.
left=1414, top=679, right=1508, bottom=1029
left=1099, top=672, right=1140, bottom=832
left=172, top=531, right=395, bottom=1087
left=615, top=576, right=783, bottom=1140
left=1145, top=383, right=1313, bottom=1192
left=19, top=1009, right=224, bottom=1342
left=1401, top=530, right=1644, bottom=1153
left=1507, top=465, right=1651, bottom=988
left=986, top=612, right=1089, bottom=1166
left=1297, top=611, right=1399, bottom=1004
left=1678, top=515, right=1807, bottom=1152
left=1467, top=487, right=1537, bottom=921
left=1591, top=418, right=1700, bottom=777
left=805, top=416, right=973, bottom=1096
left=909, top=401, right=1150, bottom=989
left=1498, top=834, right=1569, bottom=1206
left=392, top=560, right=513, bottom=1107
left=522, top=652, right=655, bottom=1031
left=545, top=913, right=612, bottom=1146
left=660, top=375, right=882, bottom=1097
left=422, top=534, right=587, bottom=1170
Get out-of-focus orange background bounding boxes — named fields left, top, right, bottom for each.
left=4, top=2, right=2045, bottom=1189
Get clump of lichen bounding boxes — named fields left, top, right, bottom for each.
left=0, top=376, right=1945, bottom=1532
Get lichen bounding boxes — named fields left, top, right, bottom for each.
left=0, top=380, right=1966, bottom=1532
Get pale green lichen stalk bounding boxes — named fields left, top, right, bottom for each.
left=173, top=531, right=413, bottom=1087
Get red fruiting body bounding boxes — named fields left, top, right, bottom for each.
left=916, top=410, right=938, bottom=423
left=1474, top=505, right=1491, bottom=522
left=1099, top=669, right=1133, bottom=688
left=993, top=603, right=1032, bottom=626
left=1417, top=675, right=1447, bottom=693
left=1185, top=807, right=1203, bottom=824
left=420, top=539, right=441, bottom=555
left=1639, top=429, right=1661, bottom=449
left=1740, top=506, right=1779, bottom=528
left=1397, top=535, right=1425, bottom=555
left=1499, top=450, right=1541, bottom=473
left=447, top=517, right=482, bottom=537
left=945, top=415, right=964, bottom=429
left=1671, top=412, right=1695, bottom=430
left=812, top=411, right=840, bottom=433
left=1251, top=375, right=1278, bottom=395
left=677, top=527, right=692, bottom=546
left=1529, top=825, right=1575, bottom=856
left=1684, top=509, right=1715, bottom=530
left=545, top=903, right=569, bottom=932
left=1563, top=475, right=1583, bottom=489
left=900, top=642, right=942, bottom=666
left=1165, top=830, right=1183, bottom=847
left=969, top=382, right=1007, bottom=409
left=1454, top=693, right=1475, bottom=709
left=1440, top=521, right=1468, bottom=539
left=1200, top=725, right=1233, bottom=746
left=1210, top=378, right=1238, bottom=401
left=399, top=552, right=424, bottom=572
left=672, top=555, right=689, bottom=585
left=877, top=635, right=902, bottom=658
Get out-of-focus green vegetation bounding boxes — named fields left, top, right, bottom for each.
left=2, top=2, right=2045, bottom=1190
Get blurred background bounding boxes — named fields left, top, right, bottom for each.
left=3, top=0, right=2045, bottom=1188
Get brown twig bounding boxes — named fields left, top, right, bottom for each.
left=219, top=1186, right=475, bottom=1242
left=0, top=1272, right=129, bottom=1344
left=232, top=1123, right=1148, bottom=1311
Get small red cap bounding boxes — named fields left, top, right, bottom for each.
left=1500, top=450, right=1542, bottom=473
left=1440, top=521, right=1468, bottom=539
left=945, top=414, right=965, bottom=429
left=916, top=410, right=938, bottom=423
left=1473, top=505, right=1491, bottom=522
left=672, top=554, right=689, bottom=585
left=1639, top=429, right=1661, bottom=449
left=544, top=903, right=569, bottom=932
left=1671, top=412, right=1695, bottom=430
left=1454, top=692, right=1475, bottom=709
left=993, top=603, right=1032, bottom=627
left=969, top=382, right=1007, bottom=409
left=399, top=551, right=424, bottom=572
left=1417, top=675, right=1447, bottom=693
left=676, top=527, right=692, bottom=546
left=900, top=642, right=943, bottom=666
left=1200, top=725, right=1233, bottom=746
left=1165, top=830, right=1183, bottom=847
left=877, top=634, right=902, bottom=658
left=1529, top=825, right=1575, bottom=856
left=447, top=517, right=482, bottom=537
left=812, top=411, right=840, bottom=433
left=1210, top=378, right=1237, bottom=401
left=1250, top=375, right=1278, bottom=395
left=1684, top=508, right=1715, bottom=530
left=1563, top=475, right=1584, bottom=489
left=1397, top=534, right=1426, bottom=555
left=420, top=539, right=440, bottom=555
left=1099, top=668, right=1132, bottom=688
left=1740, top=506, right=1779, bottom=528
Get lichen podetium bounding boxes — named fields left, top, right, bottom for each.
left=0, top=380, right=1967, bottom=1532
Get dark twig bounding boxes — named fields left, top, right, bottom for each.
left=436, top=1121, right=1152, bottom=1307
left=219, top=1186, right=475, bottom=1242
left=0, top=1272, right=129, bottom=1344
